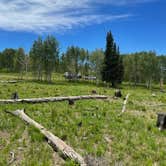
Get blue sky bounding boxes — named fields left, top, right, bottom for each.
left=0, top=0, right=165, bottom=55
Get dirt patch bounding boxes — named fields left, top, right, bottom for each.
left=0, top=130, right=10, bottom=139
left=0, top=130, right=10, bottom=150
left=9, top=128, right=29, bottom=165
left=52, top=152, right=65, bottom=166
left=104, top=134, right=112, bottom=158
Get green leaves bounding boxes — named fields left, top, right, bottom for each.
left=102, top=30, right=124, bottom=86
left=29, top=36, right=59, bottom=82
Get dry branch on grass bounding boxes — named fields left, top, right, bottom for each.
left=0, top=80, right=17, bottom=83
left=8, top=151, right=15, bottom=165
left=121, top=94, right=130, bottom=113
left=5, top=109, right=87, bottom=166
left=0, top=95, right=107, bottom=104
left=147, top=104, right=166, bottom=107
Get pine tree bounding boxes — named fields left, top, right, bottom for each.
left=101, top=31, right=123, bottom=87
left=102, top=31, right=114, bottom=83
left=118, top=56, right=124, bottom=84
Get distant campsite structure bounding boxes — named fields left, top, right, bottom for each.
left=64, top=72, right=96, bottom=81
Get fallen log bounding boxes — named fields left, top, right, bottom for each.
left=146, top=104, right=166, bottom=107
left=8, top=151, right=15, bottom=165
left=0, top=80, right=17, bottom=83
left=5, top=109, right=87, bottom=166
left=0, top=95, right=107, bottom=104
left=121, top=94, right=130, bottom=113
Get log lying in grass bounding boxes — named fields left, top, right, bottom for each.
left=0, top=80, right=17, bottom=83
left=121, top=94, right=130, bottom=113
left=5, top=109, right=87, bottom=166
left=0, top=95, right=107, bottom=104
left=8, top=151, right=15, bottom=165
left=147, top=104, right=166, bottom=107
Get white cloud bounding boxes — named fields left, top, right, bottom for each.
left=0, top=0, right=155, bottom=33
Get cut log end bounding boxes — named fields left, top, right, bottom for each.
left=114, top=89, right=122, bottom=98
left=121, top=93, right=130, bottom=113
left=157, top=113, right=166, bottom=130
left=68, top=99, right=75, bottom=105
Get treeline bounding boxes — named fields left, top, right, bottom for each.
left=123, top=52, right=166, bottom=88
left=0, top=33, right=165, bottom=87
left=60, top=47, right=104, bottom=78
left=0, top=48, right=28, bottom=75
left=29, top=36, right=59, bottom=82
left=0, top=36, right=105, bottom=81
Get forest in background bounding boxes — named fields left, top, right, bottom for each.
left=0, top=33, right=166, bottom=88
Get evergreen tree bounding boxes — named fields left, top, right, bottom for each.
left=102, top=31, right=123, bottom=87
left=118, top=56, right=124, bottom=84
left=2, top=48, right=16, bottom=72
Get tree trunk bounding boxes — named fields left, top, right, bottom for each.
left=122, top=94, right=130, bottom=113
left=0, top=95, right=108, bottom=104
left=160, top=78, right=164, bottom=91
left=5, top=109, right=86, bottom=165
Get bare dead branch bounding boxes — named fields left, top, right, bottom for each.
left=5, top=109, right=87, bottom=165
left=0, top=95, right=107, bottom=104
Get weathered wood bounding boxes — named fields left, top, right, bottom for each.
left=0, top=80, right=17, bottom=83
left=157, top=113, right=166, bottom=130
left=147, top=104, right=166, bottom=107
left=8, top=151, right=15, bottom=165
left=0, top=95, right=107, bottom=104
left=68, top=99, right=75, bottom=105
left=11, top=92, right=19, bottom=100
left=121, top=94, right=130, bottom=113
left=5, top=109, right=87, bottom=165
left=91, top=90, right=97, bottom=94
left=114, top=89, right=122, bottom=98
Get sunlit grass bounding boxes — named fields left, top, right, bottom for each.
left=0, top=73, right=166, bottom=165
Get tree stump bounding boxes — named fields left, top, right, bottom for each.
left=11, top=92, right=19, bottom=100
left=156, top=113, right=166, bottom=130
left=114, top=89, right=122, bottom=98
left=91, top=90, right=97, bottom=94
left=77, top=121, right=82, bottom=127
left=68, top=99, right=75, bottom=105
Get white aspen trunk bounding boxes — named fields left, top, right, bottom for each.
left=0, top=95, right=108, bottom=104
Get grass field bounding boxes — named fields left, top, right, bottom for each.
left=0, top=73, right=166, bottom=165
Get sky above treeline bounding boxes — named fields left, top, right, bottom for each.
left=0, top=0, right=165, bottom=55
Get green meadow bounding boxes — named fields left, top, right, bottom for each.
left=0, top=74, right=166, bottom=166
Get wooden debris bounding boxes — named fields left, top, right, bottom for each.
left=0, top=80, right=17, bottom=83
left=157, top=113, right=166, bottom=130
left=121, top=94, right=130, bottom=113
left=114, top=89, right=122, bottom=98
left=148, top=104, right=166, bottom=107
left=8, top=151, right=15, bottom=165
left=68, top=99, right=75, bottom=105
left=91, top=90, right=97, bottom=94
left=5, top=109, right=87, bottom=165
left=152, top=93, right=156, bottom=97
left=77, top=121, right=82, bottom=127
left=0, top=95, right=107, bottom=104
left=11, top=92, right=19, bottom=100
